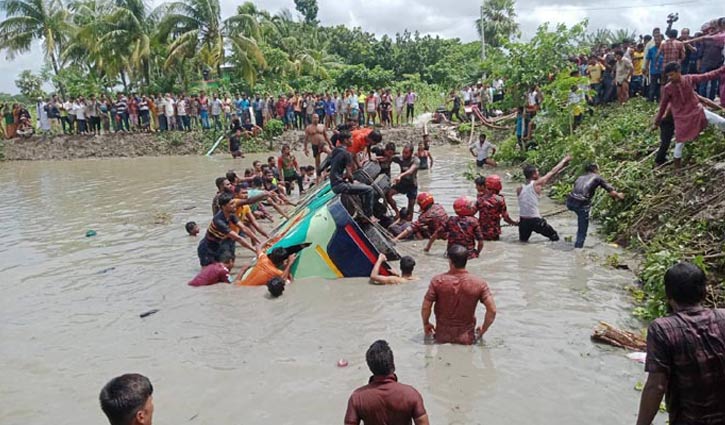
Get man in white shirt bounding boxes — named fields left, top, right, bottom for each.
left=462, top=86, right=471, bottom=106
left=164, top=94, right=175, bottom=130
left=75, top=97, right=87, bottom=134
left=469, top=133, right=497, bottom=167
left=395, top=91, right=406, bottom=127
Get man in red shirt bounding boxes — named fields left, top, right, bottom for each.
left=636, top=262, right=725, bottom=425
left=421, top=244, right=497, bottom=345
left=475, top=175, right=518, bottom=241
left=658, top=29, right=685, bottom=68
left=393, top=192, right=448, bottom=241
left=349, top=127, right=382, bottom=168
left=188, top=251, right=234, bottom=286
left=344, top=340, right=429, bottom=425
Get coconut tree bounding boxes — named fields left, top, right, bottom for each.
left=611, top=28, right=637, bottom=44
left=157, top=0, right=265, bottom=83
left=474, top=0, right=520, bottom=48
left=100, top=0, right=158, bottom=87
left=63, top=0, right=112, bottom=73
left=0, top=0, right=70, bottom=95
left=585, top=28, right=613, bottom=48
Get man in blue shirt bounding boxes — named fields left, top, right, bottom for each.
left=235, top=94, right=244, bottom=116
left=240, top=94, right=251, bottom=122
left=325, top=95, right=337, bottom=129
left=644, top=34, right=664, bottom=102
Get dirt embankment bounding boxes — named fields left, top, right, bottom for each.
left=1, top=124, right=464, bottom=161
left=1, top=132, right=207, bottom=161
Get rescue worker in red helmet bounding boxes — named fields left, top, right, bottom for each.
left=394, top=192, right=448, bottom=241
left=425, top=195, right=483, bottom=259
left=475, top=175, right=518, bottom=241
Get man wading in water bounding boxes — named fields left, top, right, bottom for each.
left=566, top=163, right=625, bottom=248
left=516, top=155, right=571, bottom=242
left=304, top=113, right=331, bottom=182
left=421, top=244, right=497, bottom=345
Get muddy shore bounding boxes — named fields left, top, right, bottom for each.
left=0, top=124, right=466, bottom=161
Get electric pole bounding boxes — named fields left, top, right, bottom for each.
left=480, top=2, right=486, bottom=60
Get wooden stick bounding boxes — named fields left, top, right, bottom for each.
left=468, top=114, right=476, bottom=145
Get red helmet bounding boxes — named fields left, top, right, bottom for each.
left=416, top=192, right=434, bottom=210
left=485, top=174, right=503, bottom=193
left=453, top=196, right=477, bottom=217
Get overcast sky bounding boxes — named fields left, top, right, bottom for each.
left=0, top=0, right=720, bottom=94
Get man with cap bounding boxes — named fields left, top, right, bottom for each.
left=393, top=192, right=448, bottom=242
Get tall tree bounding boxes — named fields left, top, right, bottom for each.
left=474, top=0, right=520, bottom=48
left=293, top=0, right=317, bottom=25
left=15, top=69, right=45, bottom=99
left=0, top=0, right=70, bottom=95
left=158, top=0, right=264, bottom=84
left=97, top=0, right=157, bottom=86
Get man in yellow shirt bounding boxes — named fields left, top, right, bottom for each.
left=586, top=57, right=606, bottom=104
left=630, top=43, right=645, bottom=97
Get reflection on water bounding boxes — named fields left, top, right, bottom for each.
left=0, top=147, right=656, bottom=425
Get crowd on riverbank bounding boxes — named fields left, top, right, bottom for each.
left=573, top=18, right=725, bottom=107
left=1, top=88, right=427, bottom=139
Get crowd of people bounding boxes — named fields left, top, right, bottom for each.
left=1, top=87, right=422, bottom=139
left=20, top=12, right=715, bottom=425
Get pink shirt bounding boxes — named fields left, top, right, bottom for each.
left=188, top=263, right=230, bottom=286
left=655, top=67, right=725, bottom=142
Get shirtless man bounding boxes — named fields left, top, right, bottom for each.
left=370, top=253, right=417, bottom=285
left=304, top=113, right=332, bottom=180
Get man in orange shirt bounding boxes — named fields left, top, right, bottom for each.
left=349, top=128, right=382, bottom=168
left=234, top=244, right=309, bottom=286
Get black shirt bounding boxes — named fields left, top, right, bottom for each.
left=229, top=135, right=241, bottom=152
left=568, top=173, right=614, bottom=203
left=205, top=210, right=240, bottom=243
left=329, top=146, right=352, bottom=186
left=392, top=155, right=420, bottom=186
left=229, top=120, right=242, bottom=132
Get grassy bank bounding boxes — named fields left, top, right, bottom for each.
left=492, top=98, right=725, bottom=320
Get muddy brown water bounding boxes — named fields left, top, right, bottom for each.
left=0, top=147, right=661, bottom=425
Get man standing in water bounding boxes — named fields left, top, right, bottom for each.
left=421, top=244, right=497, bottom=345
left=636, top=262, right=725, bottom=425
left=566, top=163, right=625, bottom=248
left=516, top=155, right=571, bottom=242
left=100, top=373, right=154, bottom=425
left=304, top=113, right=331, bottom=180
left=345, top=340, right=429, bottom=425
left=369, top=253, right=417, bottom=285
left=198, top=192, right=256, bottom=266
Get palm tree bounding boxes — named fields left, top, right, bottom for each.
left=157, top=0, right=265, bottom=84
left=0, top=0, right=70, bottom=95
left=585, top=28, right=613, bottom=48
left=101, top=0, right=158, bottom=86
left=474, top=0, right=520, bottom=48
left=63, top=0, right=112, bottom=72
left=611, top=28, right=637, bottom=44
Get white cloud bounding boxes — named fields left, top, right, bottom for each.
left=0, top=0, right=721, bottom=93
